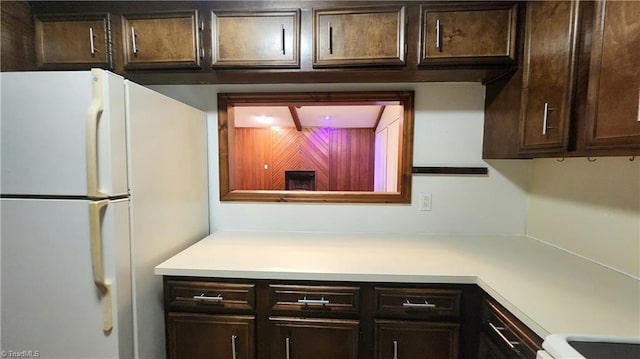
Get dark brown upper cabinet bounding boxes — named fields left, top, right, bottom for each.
left=584, top=0, right=640, bottom=150
left=210, top=10, right=300, bottom=68
left=518, top=1, right=581, bottom=153
left=34, top=13, right=113, bottom=69
left=121, top=10, right=201, bottom=69
left=312, top=5, right=406, bottom=68
left=420, top=2, right=518, bottom=66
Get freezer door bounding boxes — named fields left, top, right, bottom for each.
left=0, top=70, right=128, bottom=197
left=0, top=198, right=133, bottom=359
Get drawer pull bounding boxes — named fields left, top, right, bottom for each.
left=297, top=296, right=329, bottom=306
left=393, top=339, right=398, bottom=359
left=193, top=293, right=223, bottom=302
left=402, top=299, right=436, bottom=309
left=488, top=322, right=520, bottom=349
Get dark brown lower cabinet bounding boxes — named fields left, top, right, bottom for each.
left=167, top=313, right=255, bottom=359
left=269, top=317, right=360, bottom=359
left=480, top=298, right=543, bottom=359
left=375, top=320, right=460, bottom=359
left=163, top=277, right=541, bottom=359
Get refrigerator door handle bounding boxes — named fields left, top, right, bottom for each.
left=86, top=69, right=107, bottom=199
left=89, top=199, right=113, bottom=333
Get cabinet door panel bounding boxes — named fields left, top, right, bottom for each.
left=421, top=3, right=517, bottom=65
left=122, top=11, right=200, bottom=69
left=585, top=0, right=640, bottom=149
left=478, top=333, right=511, bottom=359
left=313, top=6, right=405, bottom=67
left=269, top=317, right=359, bottom=359
left=34, top=14, right=112, bottom=69
left=168, top=313, right=254, bottom=359
left=375, top=320, right=459, bottom=359
left=212, top=10, right=299, bottom=68
left=519, top=1, right=579, bottom=152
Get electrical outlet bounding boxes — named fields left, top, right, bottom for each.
left=420, top=192, right=432, bottom=211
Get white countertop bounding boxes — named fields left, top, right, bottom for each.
left=155, top=231, right=640, bottom=339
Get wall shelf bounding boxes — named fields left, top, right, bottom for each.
left=412, top=166, right=489, bottom=175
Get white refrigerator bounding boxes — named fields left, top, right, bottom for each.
left=0, top=70, right=209, bottom=359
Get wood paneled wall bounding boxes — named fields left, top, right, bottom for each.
left=1, top=1, right=36, bottom=71
left=233, top=127, right=374, bottom=191
left=329, top=128, right=375, bottom=191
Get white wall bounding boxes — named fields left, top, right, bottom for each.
left=526, top=157, right=640, bottom=278
left=151, top=82, right=530, bottom=236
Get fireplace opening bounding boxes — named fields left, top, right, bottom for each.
left=285, top=170, right=316, bottom=191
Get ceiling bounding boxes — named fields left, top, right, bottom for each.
left=233, top=105, right=385, bottom=129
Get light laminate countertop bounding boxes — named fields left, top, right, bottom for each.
left=155, top=231, right=640, bottom=339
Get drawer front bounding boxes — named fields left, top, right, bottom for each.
left=270, top=284, right=360, bottom=315
left=484, top=300, right=541, bottom=359
left=167, top=280, right=255, bottom=312
left=375, top=287, right=461, bottom=318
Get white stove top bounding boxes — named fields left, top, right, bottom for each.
left=541, top=334, right=640, bottom=359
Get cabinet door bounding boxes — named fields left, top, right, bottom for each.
left=478, top=333, right=511, bottom=359
left=122, top=11, right=201, bottom=69
left=420, top=2, right=518, bottom=65
left=269, top=317, right=359, bottom=359
left=313, top=5, right=406, bottom=67
left=167, top=313, right=254, bottom=359
left=211, top=10, right=300, bottom=68
left=518, top=1, right=580, bottom=153
left=375, top=320, right=459, bottom=359
left=34, top=14, right=112, bottom=69
left=585, top=0, right=640, bottom=149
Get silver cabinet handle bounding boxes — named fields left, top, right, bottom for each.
left=131, top=27, right=138, bottom=54
left=328, top=22, right=333, bottom=54
left=393, top=339, right=398, bottom=359
left=637, top=89, right=640, bottom=122
left=89, top=27, right=96, bottom=55
left=489, top=322, right=520, bottom=350
left=285, top=337, right=291, bottom=359
left=199, top=20, right=205, bottom=59
left=192, top=293, right=223, bottom=302
left=435, top=19, right=441, bottom=51
left=542, top=102, right=556, bottom=135
left=231, top=335, right=238, bottom=359
left=281, top=24, right=286, bottom=55
left=297, top=296, right=329, bottom=306
left=402, top=299, right=436, bottom=308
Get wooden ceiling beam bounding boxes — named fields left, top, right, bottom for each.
left=288, top=105, right=303, bottom=131
left=372, top=105, right=386, bottom=131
